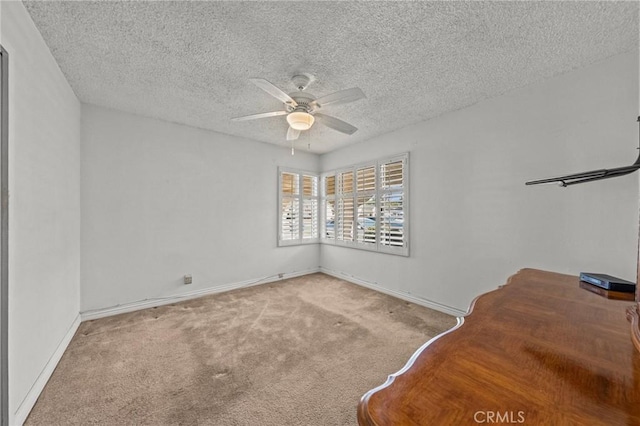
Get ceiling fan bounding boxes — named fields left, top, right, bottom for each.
left=232, top=74, right=365, bottom=142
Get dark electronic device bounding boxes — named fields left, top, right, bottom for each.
left=579, top=272, right=636, bottom=293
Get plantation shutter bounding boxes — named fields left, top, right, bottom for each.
left=379, top=159, right=405, bottom=249
left=278, top=169, right=319, bottom=246
left=356, top=165, right=376, bottom=244
left=319, top=153, right=408, bottom=256
left=302, top=175, right=318, bottom=239
left=337, top=171, right=354, bottom=242
left=280, top=172, right=299, bottom=242
left=323, top=175, right=336, bottom=241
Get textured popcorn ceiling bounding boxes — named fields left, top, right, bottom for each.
left=24, top=1, right=639, bottom=153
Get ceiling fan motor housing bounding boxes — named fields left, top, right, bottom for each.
left=285, top=91, right=317, bottom=113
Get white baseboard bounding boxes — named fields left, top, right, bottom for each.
left=12, top=314, right=81, bottom=426
left=80, top=268, right=321, bottom=321
left=319, top=267, right=467, bottom=317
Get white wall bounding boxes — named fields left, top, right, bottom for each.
left=1, top=1, right=81, bottom=422
left=321, top=51, right=639, bottom=313
left=81, top=105, right=319, bottom=312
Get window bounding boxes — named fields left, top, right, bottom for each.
left=322, top=153, right=408, bottom=256
left=278, top=168, right=319, bottom=246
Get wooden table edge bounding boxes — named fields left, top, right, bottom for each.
left=355, top=267, right=520, bottom=426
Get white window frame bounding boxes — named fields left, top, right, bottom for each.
left=321, top=153, right=409, bottom=256
left=278, top=167, right=320, bottom=246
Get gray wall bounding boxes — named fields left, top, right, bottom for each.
left=321, top=51, right=639, bottom=313
left=80, top=105, right=320, bottom=312
left=1, top=2, right=81, bottom=422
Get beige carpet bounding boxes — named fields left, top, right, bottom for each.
left=26, top=273, right=456, bottom=425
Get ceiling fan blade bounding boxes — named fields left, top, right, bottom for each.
left=286, top=127, right=300, bottom=141
left=249, top=78, right=297, bottom=106
left=310, top=87, right=365, bottom=109
left=231, top=110, right=287, bottom=121
left=315, top=113, right=358, bottom=135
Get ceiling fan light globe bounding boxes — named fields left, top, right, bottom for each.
left=287, top=112, right=314, bottom=131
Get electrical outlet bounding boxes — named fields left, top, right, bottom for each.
left=184, top=274, right=192, bottom=285
left=278, top=273, right=284, bottom=279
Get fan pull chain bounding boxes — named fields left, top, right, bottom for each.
left=291, top=138, right=295, bottom=156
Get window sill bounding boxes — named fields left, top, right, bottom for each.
left=277, top=238, right=320, bottom=247
left=320, top=239, right=409, bottom=257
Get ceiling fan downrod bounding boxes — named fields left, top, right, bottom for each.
left=291, top=74, right=313, bottom=91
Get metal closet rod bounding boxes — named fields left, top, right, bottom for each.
left=525, top=116, right=640, bottom=188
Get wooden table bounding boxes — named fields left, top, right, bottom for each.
left=358, top=269, right=640, bottom=425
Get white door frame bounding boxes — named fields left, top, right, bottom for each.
left=0, top=44, right=9, bottom=426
